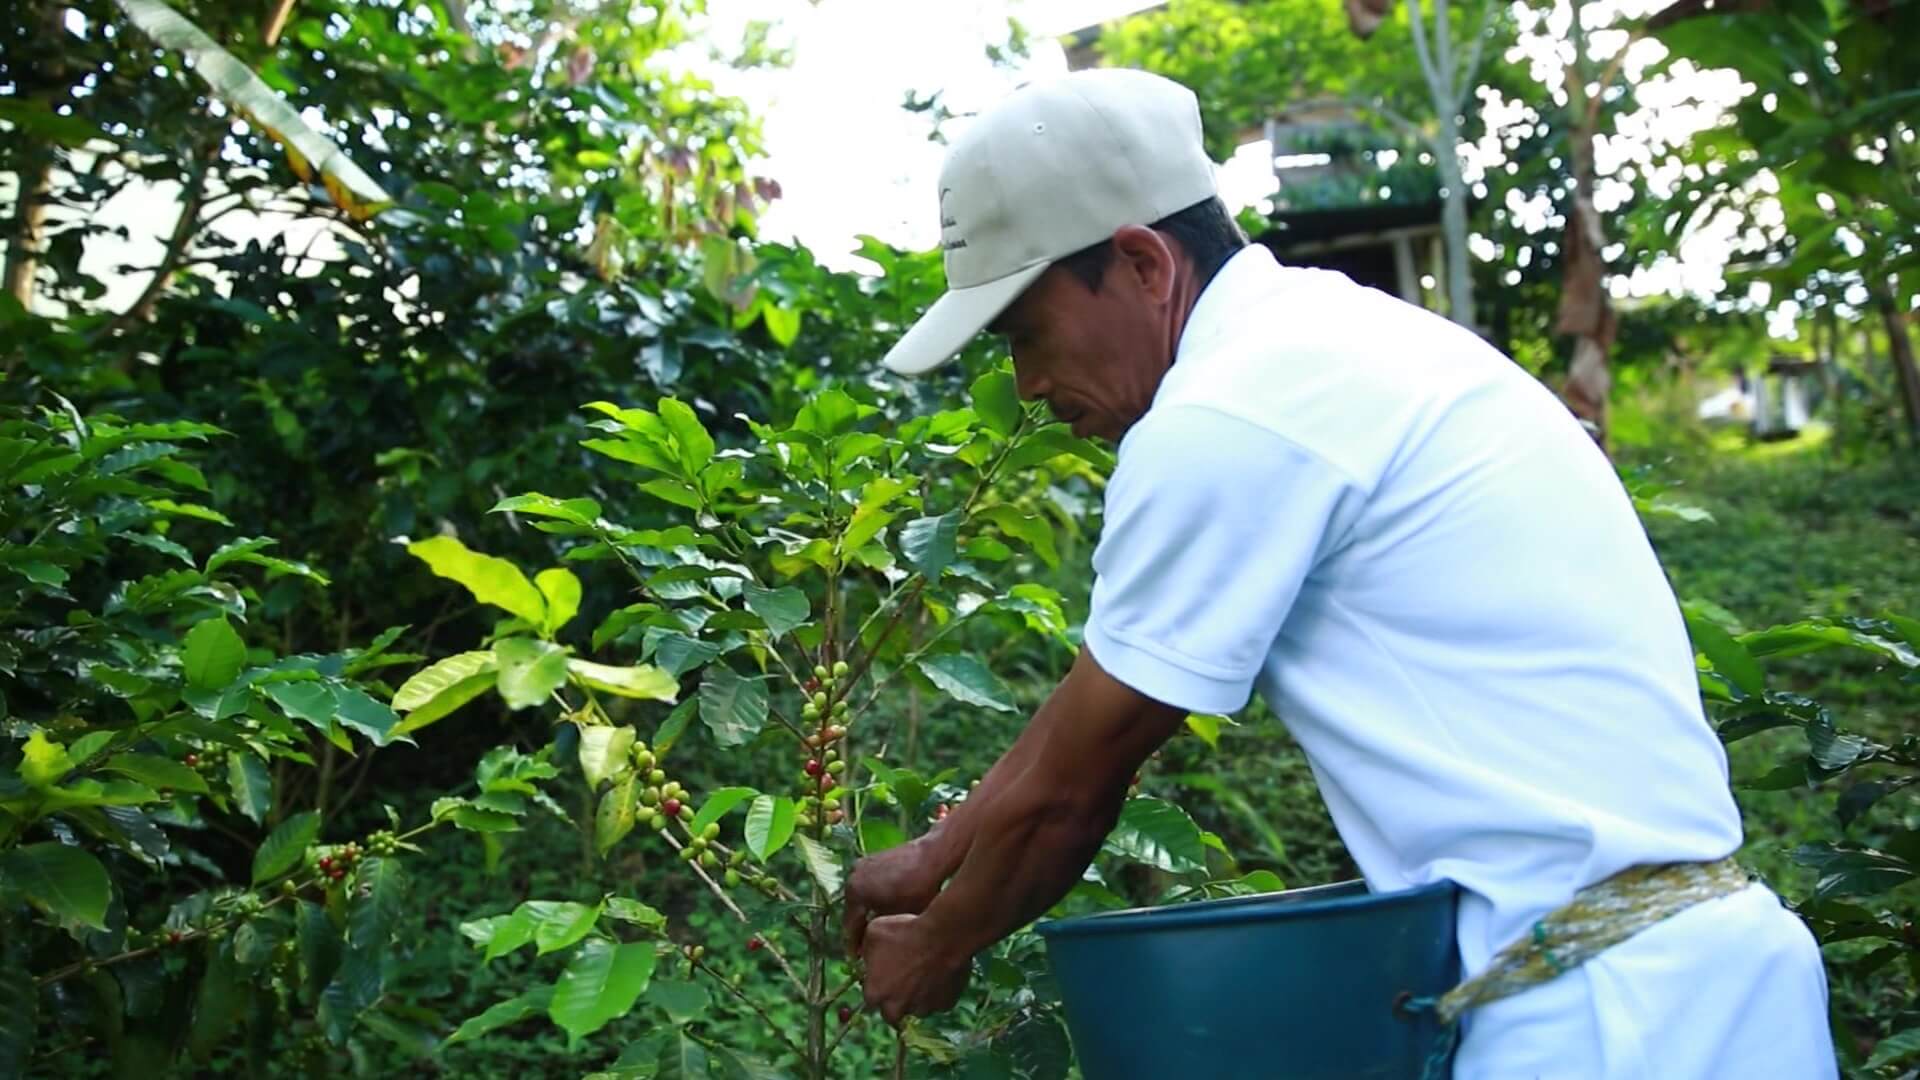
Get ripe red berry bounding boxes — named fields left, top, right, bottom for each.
left=166, top=930, right=183, bottom=945
left=838, top=1005, right=853, bottom=1025
left=328, top=867, right=345, bottom=880
left=183, top=753, right=199, bottom=767
left=662, top=798, right=682, bottom=818
left=318, top=856, right=333, bottom=869
left=804, top=677, right=820, bottom=694
left=747, top=937, right=764, bottom=952
left=804, top=759, right=822, bottom=777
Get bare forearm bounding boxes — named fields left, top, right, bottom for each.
left=919, top=760, right=1124, bottom=960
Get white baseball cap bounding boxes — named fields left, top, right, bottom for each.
left=880, top=68, right=1219, bottom=376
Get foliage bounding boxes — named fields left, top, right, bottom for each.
left=388, top=382, right=1267, bottom=1076
left=0, top=401, right=458, bottom=1073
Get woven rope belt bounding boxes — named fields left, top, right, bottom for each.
left=1407, top=855, right=1757, bottom=1078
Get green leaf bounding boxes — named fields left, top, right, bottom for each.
left=102, top=753, right=210, bottom=795
left=578, top=725, right=637, bottom=789
left=640, top=477, right=704, bottom=511
left=528, top=900, right=604, bottom=955
left=188, top=937, right=246, bottom=1061
left=793, top=834, right=843, bottom=897
left=568, top=659, right=680, bottom=702
left=445, top=987, right=554, bottom=1046
left=252, top=810, right=321, bottom=884
left=1866, top=1028, right=1920, bottom=1070
left=481, top=907, right=536, bottom=962
left=549, top=939, right=656, bottom=1040
left=596, top=774, right=639, bottom=854
left=227, top=752, right=272, bottom=824
left=699, top=666, right=768, bottom=748
left=495, top=638, right=570, bottom=711
left=744, top=796, right=796, bottom=860
left=1102, top=798, right=1207, bottom=874
left=332, top=683, right=402, bottom=746
left=181, top=616, right=247, bottom=690
left=658, top=398, right=716, bottom=473
left=762, top=303, right=802, bottom=347
left=969, top=370, right=1022, bottom=438
left=655, top=698, right=696, bottom=757
left=1185, top=714, right=1226, bottom=750
left=392, top=649, right=496, bottom=712
left=407, top=535, right=546, bottom=627
left=492, top=493, right=602, bottom=525
left=860, top=818, right=907, bottom=855
left=1684, top=609, right=1765, bottom=697
left=1002, top=424, right=1111, bottom=472
left=979, top=506, right=1058, bottom=568
left=594, top=603, right=662, bottom=651
left=689, top=786, right=759, bottom=836
left=0, top=843, right=111, bottom=929
left=900, top=513, right=960, bottom=580
left=655, top=1031, right=712, bottom=1079
left=646, top=979, right=710, bottom=1024
left=20, top=731, right=73, bottom=788
left=916, top=653, right=1016, bottom=713
left=265, top=679, right=337, bottom=730
left=394, top=670, right=494, bottom=735
left=603, top=897, right=667, bottom=931
left=742, top=584, right=808, bottom=639
left=350, top=857, right=406, bottom=950
left=537, top=568, right=583, bottom=637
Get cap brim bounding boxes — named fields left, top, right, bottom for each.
left=881, top=262, right=1048, bottom=376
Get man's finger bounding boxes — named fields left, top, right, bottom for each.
left=842, top=894, right=869, bottom=957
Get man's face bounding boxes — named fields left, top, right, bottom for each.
left=989, top=233, right=1182, bottom=443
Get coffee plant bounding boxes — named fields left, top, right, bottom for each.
left=391, top=374, right=1267, bottom=1077
left=0, top=400, right=470, bottom=1073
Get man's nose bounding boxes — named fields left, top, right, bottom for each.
left=1013, top=366, right=1050, bottom=403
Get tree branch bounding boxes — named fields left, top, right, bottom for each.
left=92, top=139, right=219, bottom=342
left=1454, top=0, right=1499, bottom=112
left=1403, top=0, right=1451, bottom=121
left=263, top=0, right=299, bottom=46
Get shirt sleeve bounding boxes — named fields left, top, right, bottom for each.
left=1084, top=405, right=1368, bottom=715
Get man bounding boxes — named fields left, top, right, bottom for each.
left=845, top=68, right=1834, bottom=1077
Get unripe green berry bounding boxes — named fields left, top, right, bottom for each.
left=700, top=851, right=719, bottom=869
left=811, top=692, right=827, bottom=710
left=642, top=787, right=661, bottom=806
left=724, top=869, right=741, bottom=887
left=680, top=846, right=698, bottom=861
left=649, top=769, right=667, bottom=784
left=702, top=823, right=720, bottom=841
left=678, top=805, right=693, bottom=823
left=833, top=661, right=849, bottom=679
left=814, top=664, right=829, bottom=680
left=664, top=781, right=683, bottom=799
left=833, top=700, right=849, bottom=717
left=823, top=797, right=840, bottom=811
left=637, top=805, right=656, bottom=823
left=650, top=815, right=670, bottom=831
left=802, top=703, right=819, bottom=721
left=827, top=760, right=846, bottom=776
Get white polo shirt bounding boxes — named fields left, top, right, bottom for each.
left=1084, top=245, right=1833, bottom=1077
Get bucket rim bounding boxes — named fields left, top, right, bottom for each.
left=1034, top=878, right=1458, bottom=939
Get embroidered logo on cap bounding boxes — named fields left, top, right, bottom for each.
left=939, top=187, right=967, bottom=251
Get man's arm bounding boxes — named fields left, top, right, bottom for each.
left=858, top=647, right=1185, bottom=1022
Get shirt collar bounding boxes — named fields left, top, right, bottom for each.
left=1154, top=243, right=1281, bottom=402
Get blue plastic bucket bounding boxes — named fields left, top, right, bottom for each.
left=1035, top=879, right=1461, bottom=1079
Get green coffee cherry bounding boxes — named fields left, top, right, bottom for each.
left=724, top=869, right=742, bottom=887
left=678, top=805, right=694, bottom=823
left=642, top=787, right=661, bottom=806
left=833, top=700, right=849, bottom=717
left=650, top=815, right=670, bottom=831
left=822, top=797, right=840, bottom=811
left=814, top=664, right=829, bottom=680
left=702, top=823, right=720, bottom=841
left=680, top=846, right=698, bottom=862
left=827, top=760, right=846, bottom=777
left=700, top=850, right=719, bottom=869
left=802, top=703, right=819, bottom=721
left=833, top=661, right=849, bottom=679
left=649, top=769, right=667, bottom=785
left=811, top=692, right=828, bottom=711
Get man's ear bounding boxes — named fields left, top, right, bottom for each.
left=1110, top=224, right=1179, bottom=305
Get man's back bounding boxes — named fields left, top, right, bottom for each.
left=1085, top=245, right=1830, bottom=1076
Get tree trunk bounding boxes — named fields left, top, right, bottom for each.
left=1875, top=286, right=1920, bottom=447
left=4, top=154, right=52, bottom=310
left=1555, top=0, right=1613, bottom=450
left=1434, top=127, right=1477, bottom=331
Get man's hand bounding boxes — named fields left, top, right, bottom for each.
left=843, top=837, right=946, bottom=957
left=859, top=914, right=971, bottom=1026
